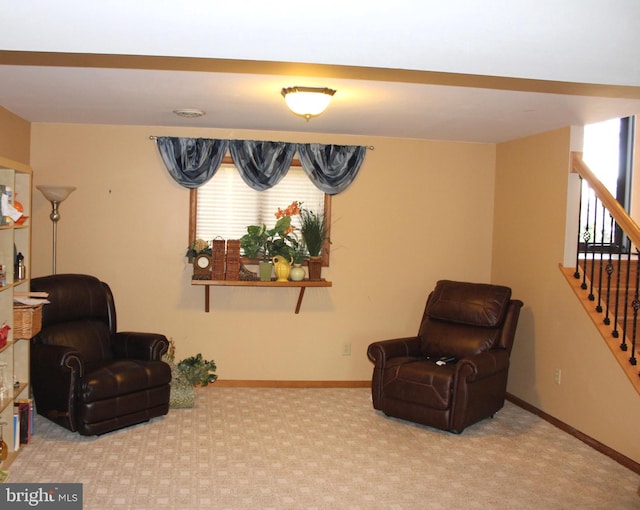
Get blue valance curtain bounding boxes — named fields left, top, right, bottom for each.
left=155, top=137, right=366, bottom=194
left=229, top=140, right=296, bottom=191
left=156, top=137, right=229, bottom=189
left=297, top=143, right=366, bottom=195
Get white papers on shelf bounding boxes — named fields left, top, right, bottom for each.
left=13, top=297, right=50, bottom=306
left=1, top=193, right=23, bottom=222
left=14, top=292, right=50, bottom=307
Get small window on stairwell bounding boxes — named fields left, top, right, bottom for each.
left=581, top=116, right=635, bottom=252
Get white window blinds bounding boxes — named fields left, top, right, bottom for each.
left=196, top=164, right=325, bottom=241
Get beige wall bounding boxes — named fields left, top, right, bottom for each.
left=0, top=106, right=30, bottom=165
left=493, top=127, right=640, bottom=463
left=19, top=119, right=640, bottom=463
left=29, top=123, right=497, bottom=381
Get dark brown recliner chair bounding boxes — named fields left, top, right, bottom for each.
left=30, top=274, right=172, bottom=435
left=367, top=280, right=523, bottom=433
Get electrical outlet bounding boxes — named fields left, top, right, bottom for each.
left=554, top=369, right=562, bottom=385
left=342, top=342, right=352, bottom=356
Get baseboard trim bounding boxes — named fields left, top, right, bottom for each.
left=213, top=380, right=371, bottom=388
left=506, top=393, right=640, bottom=475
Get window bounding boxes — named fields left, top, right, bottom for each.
left=189, top=159, right=331, bottom=264
left=581, top=116, right=635, bottom=251
left=584, top=116, right=634, bottom=207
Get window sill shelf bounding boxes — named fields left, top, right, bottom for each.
left=191, top=279, right=332, bottom=313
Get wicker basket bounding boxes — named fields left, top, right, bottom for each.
left=169, top=382, right=196, bottom=408
left=13, top=304, right=43, bottom=339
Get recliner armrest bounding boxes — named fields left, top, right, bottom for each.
left=455, top=348, right=510, bottom=382
left=31, top=343, right=84, bottom=433
left=113, top=332, right=169, bottom=361
left=32, top=343, right=84, bottom=376
left=367, top=336, right=422, bottom=367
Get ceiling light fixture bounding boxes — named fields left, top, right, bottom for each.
left=173, top=109, right=206, bottom=119
left=281, top=87, right=336, bottom=121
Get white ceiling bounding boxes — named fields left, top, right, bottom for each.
left=1, top=0, right=640, bottom=143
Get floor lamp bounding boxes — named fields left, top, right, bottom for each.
left=37, top=185, right=76, bottom=275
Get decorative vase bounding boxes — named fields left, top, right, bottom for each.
left=14, top=199, right=27, bottom=225
left=259, top=261, right=273, bottom=282
left=290, top=264, right=305, bottom=281
left=308, top=256, right=323, bottom=281
left=272, top=255, right=293, bottom=282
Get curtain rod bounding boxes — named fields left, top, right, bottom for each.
left=148, top=135, right=374, bottom=150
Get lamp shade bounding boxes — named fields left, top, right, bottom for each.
left=36, top=185, right=76, bottom=203
left=281, top=87, right=336, bottom=120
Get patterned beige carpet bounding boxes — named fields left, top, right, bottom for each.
left=5, top=387, right=640, bottom=509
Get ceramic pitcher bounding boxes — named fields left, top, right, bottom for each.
left=272, top=255, right=293, bottom=282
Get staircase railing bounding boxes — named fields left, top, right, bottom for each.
left=568, top=152, right=640, bottom=393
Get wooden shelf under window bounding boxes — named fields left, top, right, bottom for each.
left=192, top=279, right=332, bottom=314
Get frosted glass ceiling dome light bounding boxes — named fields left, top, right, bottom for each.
left=281, top=86, right=336, bottom=120
left=37, top=185, right=76, bottom=275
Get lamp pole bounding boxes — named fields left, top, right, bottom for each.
left=49, top=199, right=62, bottom=274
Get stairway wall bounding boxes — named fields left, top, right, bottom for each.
left=492, top=126, right=640, bottom=464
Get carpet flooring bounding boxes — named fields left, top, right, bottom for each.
left=5, top=387, right=640, bottom=509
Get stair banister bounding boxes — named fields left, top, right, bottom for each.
left=571, top=152, right=640, bottom=248
left=565, top=151, right=640, bottom=395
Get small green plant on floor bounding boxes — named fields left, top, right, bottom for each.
left=176, top=353, right=218, bottom=386
left=162, top=339, right=217, bottom=408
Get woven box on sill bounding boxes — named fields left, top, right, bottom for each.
left=212, top=239, right=226, bottom=280
left=13, top=303, right=43, bottom=339
left=225, top=239, right=241, bottom=280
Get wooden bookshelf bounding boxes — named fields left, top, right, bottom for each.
left=0, top=157, right=32, bottom=471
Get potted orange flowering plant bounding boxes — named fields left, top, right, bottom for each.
left=240, top=201, right=302, bottom=281
left=267, top=201, right=301, bottom=260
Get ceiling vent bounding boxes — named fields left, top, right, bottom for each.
left=173, top=109, right=206, bottom=119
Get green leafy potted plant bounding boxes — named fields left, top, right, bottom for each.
left=176, top=354, right=218, bottom=387
left=162, top=339, right=217, bottom=408
left=299, top=207, right=328, bottom=280
left=240, top=223, right=273, bottom=281
left=264, top=215, right=297, bottom=260
left=239, top=225, right=267, bottom=259
left=240, top=202, right=301, bottom=281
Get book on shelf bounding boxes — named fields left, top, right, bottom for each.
left=12, top=410, right=19, bottom=451
left=14, top=399, right=32, bottom=444
left=0, top=184, right=6, bottom=226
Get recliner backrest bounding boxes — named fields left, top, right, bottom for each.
left=418, top=280, right=512, bottom=358
left=31, top=274, right=116, bottom=366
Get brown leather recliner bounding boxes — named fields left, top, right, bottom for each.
left=30, top=274, right=172, bottom=435
left=367, top=280, right=523, bottom=433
